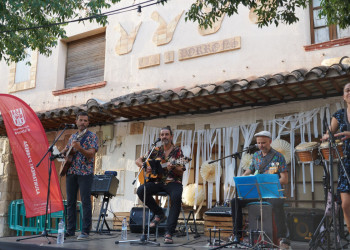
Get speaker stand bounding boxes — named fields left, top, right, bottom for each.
left=95, top=194, right=112, bottom=234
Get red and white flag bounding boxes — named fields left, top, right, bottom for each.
left=0, top=94, right=63, bottom=217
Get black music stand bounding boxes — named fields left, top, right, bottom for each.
left=234, top=174, right=283, bottom=249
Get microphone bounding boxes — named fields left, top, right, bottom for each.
left=65, top=123, right=76, bottom=128
left=246, top=144, right=258, bottom=150
left=151, top=138, right=161, bottom=146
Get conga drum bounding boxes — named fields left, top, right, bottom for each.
left=319, top=141, right=344, bottom=161
left=295, top=142, right=319, bottom=163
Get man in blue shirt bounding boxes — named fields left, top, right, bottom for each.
left=60, top=111, right=98, bottom=240
left=230, top=131, right=289, bottom=248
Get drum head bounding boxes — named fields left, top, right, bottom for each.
left=295, top=142, right=318, bottom=151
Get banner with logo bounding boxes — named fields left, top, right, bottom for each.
left=0, top=94, right=63, bottom=217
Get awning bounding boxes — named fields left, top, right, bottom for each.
left=0, top=59, right=349, bottom=136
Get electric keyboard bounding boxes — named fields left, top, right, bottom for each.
left=204, top=206, right=232, bottom=217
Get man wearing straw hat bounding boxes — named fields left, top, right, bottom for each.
left=230, top=130, right=290, bottom=249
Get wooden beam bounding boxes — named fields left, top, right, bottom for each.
left=282, top=85, right=297, bottom=98
left=148, top=103, right=171, bottom=114
left=298, top=83, right=312, bottom=96
left=240, top=91, right=257, bottom=103
left=313, top=82, right=327, bottom=95
left=331, top=80, right=342, bottom=93
left=197, top=97, right=222, bottom=108
left=212, top=95, right=234, bottom=106
left=268, top=87, right=283, bottom=100
left=178, top=100, right=201, bottom=110
left=227, top=92, right=245, bottom=105
left=168, top=101, right=190, bottom=112
left=190, top=98, right=210, bottom=109
left=109, top=109, right=134, bottom=119
left=130, top=106, right=156, bottom=116
left=254, top=90, right=270, bottom=102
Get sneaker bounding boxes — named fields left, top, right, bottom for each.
left=279, top=238, right=291, bottom=250
left=77, top=232, right=89, bottom=240
left=64, top=232, right=75, bottom=238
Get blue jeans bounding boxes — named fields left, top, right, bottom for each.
left=66, top=174, right=93, bottom=234
left=137, top=182, right=183, bottom=235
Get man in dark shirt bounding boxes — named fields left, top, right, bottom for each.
left=136, top=126, right=186, bottom=244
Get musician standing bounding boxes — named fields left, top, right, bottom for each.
left=322, top=82, right=350, bottom=233
left=230, top=131, right=290, bottom=249
left=60, top=111, right=98, bottom=240
left=135, top=126, right=186, bottom=244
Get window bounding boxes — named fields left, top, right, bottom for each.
left=8, top=49, right=38, bottom=93
left=310, top=0, right=350, bottom=44
left=65, top=33, right=105, bottom=89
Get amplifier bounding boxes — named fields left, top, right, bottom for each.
left=91, top=174, right=119, bottom=197
left=285, top=208, right=324, bottom=242
left=129, top=207, right=167, bottom=233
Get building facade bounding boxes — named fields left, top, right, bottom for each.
left=0, top=0, right=350, bottom=236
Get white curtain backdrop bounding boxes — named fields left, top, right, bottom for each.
left=139, top=102, right=341, bottom=207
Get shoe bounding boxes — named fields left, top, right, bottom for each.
left=164, top=233, right=173, bottom=244
left=77, top=232, right=89, bottom=240
left=279, top=238, right=291, bottom=250
left=64, top=232, right=75, bottom=238
left=149, top=214, right=167, bottom=228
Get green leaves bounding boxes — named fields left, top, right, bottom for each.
left=0, top=0, right=121, bottom=64
left=185, top=0, right=349, bottom=30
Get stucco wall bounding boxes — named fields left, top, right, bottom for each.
left=0, top=1, right=348, bottom=111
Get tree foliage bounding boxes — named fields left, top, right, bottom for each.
left=0, top=0, right=120, bottom=64
left=1, top=0, right=349, bottom=64
left=185, top=0, right=350, bottom=30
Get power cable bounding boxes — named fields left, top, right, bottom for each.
left=1, top=0, right=165, bottom=33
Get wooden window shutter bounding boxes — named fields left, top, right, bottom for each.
left=65, top=33, right=105, bottom=88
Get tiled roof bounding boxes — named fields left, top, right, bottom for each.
left=0, top=58, right=349, bottom=136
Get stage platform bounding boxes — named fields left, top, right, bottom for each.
left=0, top=231, right=312, bottom=250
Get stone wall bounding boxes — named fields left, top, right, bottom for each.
left=0, top=138, right=21, bottom=237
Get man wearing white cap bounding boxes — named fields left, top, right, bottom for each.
left=230, top=131, right=290, bottom=249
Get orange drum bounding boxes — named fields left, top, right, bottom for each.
left=295, top=142, right=319, bottom=163
left=319, top=141, right=344, bottom=161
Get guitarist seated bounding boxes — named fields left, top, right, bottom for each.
left=135, top=126, right=187, bottom=244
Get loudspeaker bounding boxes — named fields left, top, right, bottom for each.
left=248, top=203, right=276, bottom=245
left=91, top=175, right=119, bottom=196
left=129, top=207, right=167, bottom=233
left=285, top=208, right=324, bottom=242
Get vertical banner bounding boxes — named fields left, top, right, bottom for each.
left=0, top=94, right=63, bottom=217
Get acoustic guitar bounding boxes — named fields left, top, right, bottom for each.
left=138, top=156, right=191, bottom=184
left=59, top=129, right=87, bottom=177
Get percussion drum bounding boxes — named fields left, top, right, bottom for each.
left=295, top=142, right=319, bottom=163
left=319, top=141, right=344, bottom=161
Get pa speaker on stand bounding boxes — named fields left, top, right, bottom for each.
left=91, top=172, right=119, bottom=234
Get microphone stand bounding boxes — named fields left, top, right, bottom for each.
left=310, top=117, right=350, bottom=249
left=115, top=140, right=160, bottom=246
left=16, top=125, right=69, bottom=244
left=209, top=145, right=257, bottom=249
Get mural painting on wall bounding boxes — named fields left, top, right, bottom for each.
left=115, top=22, right=142, bottom=55
left=152, top=10, right=184, bottom=46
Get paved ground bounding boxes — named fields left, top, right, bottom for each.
left=0, top=230, right=313, bottom=250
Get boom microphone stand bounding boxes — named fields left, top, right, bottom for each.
left=309, top=116, right=350, bottom=249
left=208, top=144, right=258, bottom=249
left=115, top=138, right=161, bottom=246
left=16, top=125, right=69, bottom=244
